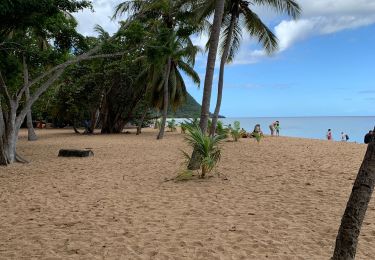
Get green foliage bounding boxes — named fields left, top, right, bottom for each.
left=167, top=119, right=177, bottom=132
left=230, top=120, right=241, bottom=141
left=253, top=132, right=262, bottom=143
left=182, top=124, right=226, bottom=178
left=0, top=0, right=92, bottom=38
left=216, top=120, right=228, bottom=136
left=196, top=0, right=300, bottom=62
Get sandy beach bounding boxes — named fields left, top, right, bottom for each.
left=0, top=128, right=374, bottom=259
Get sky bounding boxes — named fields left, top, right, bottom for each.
left=73, top=0, right=375, bottom=117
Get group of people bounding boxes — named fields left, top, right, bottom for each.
left=326, top=129, right=350, bottom=142
left=250, top=121, right=281, bottom=137
left=269, top=121, right=280, bottom=136
left=326, top=128, right=375, bottom=143
left=237, top=121, right=280, bottom=139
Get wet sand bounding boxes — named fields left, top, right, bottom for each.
left=0, top=128, right=374, bottom=259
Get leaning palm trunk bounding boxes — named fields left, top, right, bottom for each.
left=210, top=13, right=237, bottom=136
left=157, top=57, right=172, bottom=140
left=188, top=0, right=225, bottom=169
left=23, top=56, right=38, bottom=141
left=332, top=135, right=375, bottom=259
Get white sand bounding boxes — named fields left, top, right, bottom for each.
left=0, top=129, right=374, bottom=259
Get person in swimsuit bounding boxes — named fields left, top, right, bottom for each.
left=327, top=129, right=332, bottom=140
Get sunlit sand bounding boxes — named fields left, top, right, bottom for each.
left=0, top=129, right=373, bottom=259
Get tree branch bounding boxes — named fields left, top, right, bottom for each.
left=16, top=50, right=125, bottom=100
left=16, top=68, right=65, bottom=129
left=0, top=71, right=12, bottom=107
left=17, top=55, right=29, bottom=104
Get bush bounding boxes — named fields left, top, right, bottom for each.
left=182, top=124, right=226, bottom=178
left=167, top=119, right=177, bottom=132
left=230, top=121, right=241, bottom=141
left=216, top=120, right=228, bottom=136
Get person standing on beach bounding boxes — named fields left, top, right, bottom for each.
left=269, top=121, right=279, bottom=136
left=275, top=122, right=280, bottom=136
left=364, top=130, right=374, bottom=144
left=327, top=129, right=332, bottom=140
left=341, top=132, right=349, bottom=142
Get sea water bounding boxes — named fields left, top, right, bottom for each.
left=220, top=117, right=375, bottom=143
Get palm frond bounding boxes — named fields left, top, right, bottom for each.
left=177, top=60, right=200, bottom=86
left=112, top=0, right=146, bottom=19
left=94, top=24, right=110, bottom=40
left=251, top=0, right=301, bottom=19
left=241, top=7, right=278, bottom=54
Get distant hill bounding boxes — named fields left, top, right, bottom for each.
left=168, top=93, right=225, bottom=118
left=168, top=93, right=201, bottom=118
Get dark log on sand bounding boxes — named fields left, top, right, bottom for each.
left=58, top=149, right=94, bottom=157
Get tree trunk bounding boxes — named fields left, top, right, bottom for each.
left=188, top=0, right=225, bottom=169
left=136, top=108, right=148, bottom=135
left=0, top=102, right=9, bottom=165
left=0, top=102, right=19, bottom=165
left=23, top=56, right=38, bottom=141
left=157, top=57, right=172, bottom=140
left=332, top=137, right=375, bottom=260
left=210, top=13, right=236, bottom=136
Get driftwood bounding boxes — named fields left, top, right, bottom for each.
left=58, top=149, right=94, bottom=157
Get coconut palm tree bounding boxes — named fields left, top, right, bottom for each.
left=199, top=0, right=301, bottom=135
left=187, top=0, right=226, bottom=170
left=332, top=133, right=375, bottom=259
left=114, top=0, right=201, bottom=139
left=138, top=28, right=200, bottom=139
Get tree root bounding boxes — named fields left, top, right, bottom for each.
left=16, top=153, right=29, bottom=164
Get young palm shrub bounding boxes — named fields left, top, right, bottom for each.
left=183, top=124, right=226, bottom=178
left=230, top=121, right=241, bottom=141
left=167, top=119, right=177, bottom=132
left=216, top=120, right=228, bottom=136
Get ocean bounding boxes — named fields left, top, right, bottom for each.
left=220, top=117, right=375, bottom=143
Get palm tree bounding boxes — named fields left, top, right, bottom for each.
left=187, top=0, right=226, bottom=170
left=332, top=133, right=375, bottom=259
left=114, top=0, right=201, bottom=139
left=200, top=0, right=301, bottom=135
left=139, top=29, right=200, bottom=139
left=183, top=123, right=226, bottom=178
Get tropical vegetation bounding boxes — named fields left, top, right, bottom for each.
left=182, top=123, right=226, bottom=178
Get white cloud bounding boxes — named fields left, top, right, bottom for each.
left=73, top=0, right=375, bottom=64
left=274, top=14, right=375, bottom=53
left=232, top=49, right=267, bottom=65
left=73, top=0, right=123, bottom=36
left=237, top=0, right=375, bottom=64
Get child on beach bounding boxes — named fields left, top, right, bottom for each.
left=327, top=129, right=332, bottom=140
left=251, top=124, right=264, bottom=142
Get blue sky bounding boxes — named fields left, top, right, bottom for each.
left=73, top=0, right=375, bottom=117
